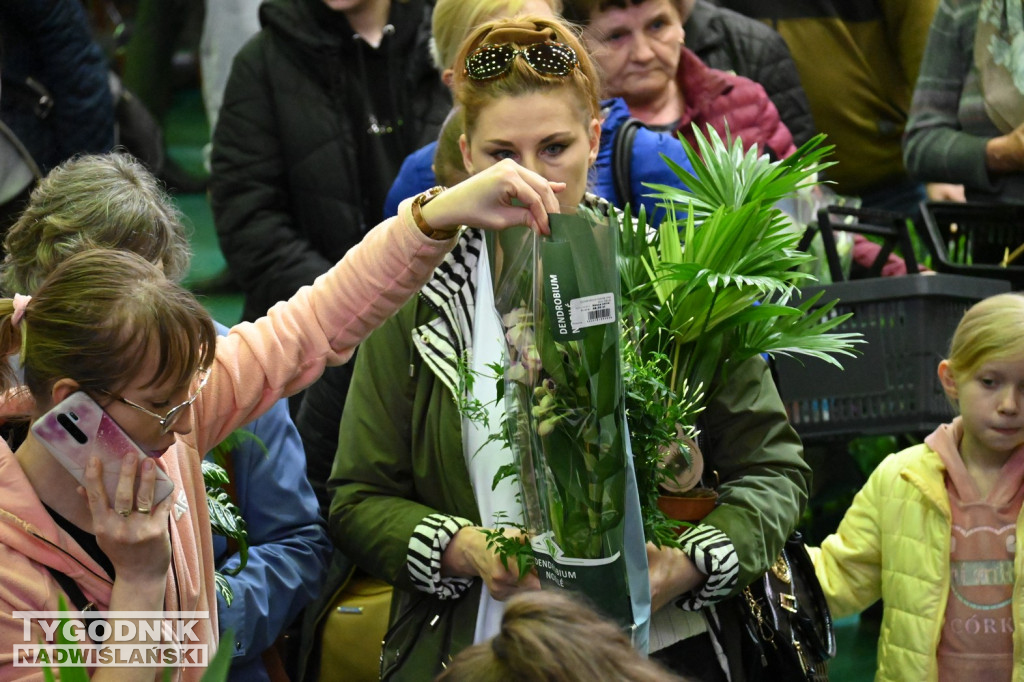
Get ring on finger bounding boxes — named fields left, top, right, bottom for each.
left=136, top=506, right=151, bottom=515
left=117, top=509, right=132, bottom=518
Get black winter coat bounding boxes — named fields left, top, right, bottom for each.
left=210, top=0, right=451, bottom=321
left=686, top=0, right=816, bottom=148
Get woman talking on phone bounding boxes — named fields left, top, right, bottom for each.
left=0, top=159, right=561, bottom=681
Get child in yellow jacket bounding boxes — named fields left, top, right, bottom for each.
left=810, top=292, right=1024, bottom=682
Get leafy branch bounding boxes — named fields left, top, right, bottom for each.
left=204, top=429, right=264, bottom=605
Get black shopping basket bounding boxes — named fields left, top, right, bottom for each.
left=775, top=205, right=1011, bottom=442
left=918, top=201, right=1024, bottom=290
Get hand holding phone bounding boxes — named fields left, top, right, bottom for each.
left=32, top=392, right=175, bottom=507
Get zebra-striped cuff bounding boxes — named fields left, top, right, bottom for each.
left=407, top=513, right=475, bottom=599
left=674, top=525, right=739, bottom=610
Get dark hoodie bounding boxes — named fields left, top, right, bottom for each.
left=211, top=0, right=450, bottom=321
left=262, top=0, right=434, bottom=223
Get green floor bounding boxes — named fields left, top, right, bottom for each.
left=164, top=89, right=244, bottom=326
left=165, top=88, right=879, bottom=682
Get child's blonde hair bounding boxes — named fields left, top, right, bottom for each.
left=435, top=590, right=682, bottom=682
left=945, top=293, right=1024, bottom=382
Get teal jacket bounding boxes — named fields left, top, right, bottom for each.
left=329, top=229, right=811, bottom=679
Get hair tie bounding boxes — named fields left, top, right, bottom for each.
left=11, top=294, right=31, bottom=328
left=481, top=21, right=557, bottom=47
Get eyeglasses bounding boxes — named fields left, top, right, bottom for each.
left=103, top=369, right=210, bottom=435
left=465, top=41, right=578, bottom=81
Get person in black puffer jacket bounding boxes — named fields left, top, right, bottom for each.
left=210, top=0, right=451, bottom=325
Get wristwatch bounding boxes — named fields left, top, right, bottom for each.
left=411, top=185, right=457, bottom=240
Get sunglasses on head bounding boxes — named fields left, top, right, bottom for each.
left=465, top=41, right=579, bottom=81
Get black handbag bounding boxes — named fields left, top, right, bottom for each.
left=738, top=533, right=836, bottom=682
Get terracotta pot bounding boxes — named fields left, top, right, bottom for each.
left=657, top=488, right=719, bottom=524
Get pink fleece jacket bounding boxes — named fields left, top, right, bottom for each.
left=0, top=201, right=453, bottom=681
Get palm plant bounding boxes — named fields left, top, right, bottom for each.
left=619, top=127, right=863, bottom=546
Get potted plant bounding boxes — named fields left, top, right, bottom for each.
left=618, top=127, right=862, bottom=546
left=464, top=127, right=862, bottom=573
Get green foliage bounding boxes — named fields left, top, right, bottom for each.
left=481, top=519, right=536, bottom=578
left=460, top=127, right=864, bottom=566
left=458, top=358, right=537, bottom=575
left=619, top=127, right=863, bottom=541
left=621, top=339, right=702, bottom=547
left=199, top=628, right=236, bottom=681
left=478, top=214, right=631, bottom=564
left=204, top=428, right=261, bottom=604
left=41, top=596, right=86, bottom=682
left=619, top=129, right=862, bottom=396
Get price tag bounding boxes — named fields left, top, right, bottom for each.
left=570, top=293, right=616, bottom=330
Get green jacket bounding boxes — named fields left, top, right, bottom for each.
left=329, top=231, right=811, bottom=679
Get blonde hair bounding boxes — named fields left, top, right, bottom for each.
left=0, top=153, right=191, bottom=296
left=431, top=0, right=564, bottom=71
left=453, top=15, right=601, bottom=139
left=433, top=107, right=470, bottom=187
left=0, top=249, right=216, bottom=412
left=435, top=591, right=685, bottom=682
left=945, top=293, right=1024, bottom=383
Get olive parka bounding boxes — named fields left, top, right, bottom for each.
left=328, top=229, right=812, bottom=679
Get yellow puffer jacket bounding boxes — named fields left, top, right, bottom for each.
left=808, top=427, right=1024, bottom=682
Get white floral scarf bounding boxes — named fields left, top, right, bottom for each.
left=974, top=0, right=1024, bottom=133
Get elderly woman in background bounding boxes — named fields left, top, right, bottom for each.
left=561, top=0, right=796, bottom=161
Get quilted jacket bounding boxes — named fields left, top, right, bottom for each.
left=809, top=420, right=1024, bottom=682
left=684, top=0, right=815, bottom=148
left=674, top=47, right=796, bottom=162
left=210, top=0, right=451, bottom=321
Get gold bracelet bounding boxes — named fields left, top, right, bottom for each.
left=411, top=186, right=457, bottom=240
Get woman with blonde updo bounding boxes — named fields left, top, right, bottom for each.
left=330, top=15, right=606, bottom=681
left=330, top=12, right=808, bottom=682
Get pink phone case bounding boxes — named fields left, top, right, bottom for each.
left=32, top=392, right=175, bottom=506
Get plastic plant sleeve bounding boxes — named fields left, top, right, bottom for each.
left=486, top=208, right=650, bottom=643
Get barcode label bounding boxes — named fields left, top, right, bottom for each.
left=569, top=293, right=616, bottom=330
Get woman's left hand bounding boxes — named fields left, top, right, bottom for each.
left=647, top=541, right=706, bottom=612
left=441, top=525, right=541, bottom=601
left=420, top=159, right=565, bottom=236
left=82, top=454, right=173, bottom=583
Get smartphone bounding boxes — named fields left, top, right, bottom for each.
left=31, top=391, right=175, bottom=506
